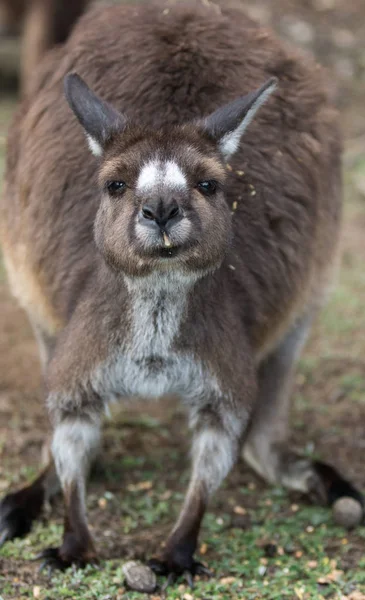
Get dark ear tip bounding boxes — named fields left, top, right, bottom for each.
left=63, top=72, right=85, bottom=98
left=64, top=72, right=77, bottom=96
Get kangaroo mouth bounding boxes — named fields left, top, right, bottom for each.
left=157, top=246, right=181, bottom=259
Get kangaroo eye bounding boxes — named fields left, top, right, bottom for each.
left=107, top=181, right=127, bottom=196
left=197, top=180, right=218, bottom=195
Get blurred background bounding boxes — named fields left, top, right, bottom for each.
left=0, top=2, right=364, bottom=599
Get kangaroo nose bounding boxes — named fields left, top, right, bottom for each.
left=141, top=200, right=181, bottom=226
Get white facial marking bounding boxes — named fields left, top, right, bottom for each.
left=219, top=80, right=277, bottom=159
left=137, top=159, right=187, bottom=192
left=137, top=160, right=160, bottom=190
left=86, top=134, right=103, bottom=157
left=164, top=160, right=188, bottom=188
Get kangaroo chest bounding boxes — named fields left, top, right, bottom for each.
left=95, top=273, right=220, bottom=403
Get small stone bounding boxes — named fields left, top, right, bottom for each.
left=33, top=587, right=41, bottom=599
left=333, top=497, right=363, bottom=530
left=122, top=561, right=157, bottom=593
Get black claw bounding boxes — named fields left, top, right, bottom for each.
left=0, top=528, right=10, bottom=548
left=194, top=562, right=213, bottom=577
left=184, top=570, right=194, bottom=589
left=33, top=547, right=59, bottom=561
left=35, top=547, right=70, bottom=572
left=38, top=560, right=50, bottom=573
left=31, top=552, right=44, bottom=562
left=162, top=572, right=177, bottom=591
left=147, top=556, right=212, bottom=588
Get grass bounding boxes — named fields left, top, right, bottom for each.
left=1, top=484, right=365, bottom=600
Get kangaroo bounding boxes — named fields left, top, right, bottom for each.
left=0, top=0, right=89, bottom=94
left=0, top=0, right=363, bottom=583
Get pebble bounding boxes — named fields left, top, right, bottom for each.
left=122, top=561, right=157, bottom=593
left=332, top=497, right=363, bottom=529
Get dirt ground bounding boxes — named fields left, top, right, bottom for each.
left=0, top=1, right=365, bottom=599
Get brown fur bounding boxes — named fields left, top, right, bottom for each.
left=2, top=1, right=341, bottom=352
left=1, top=0, right=357, bottom=580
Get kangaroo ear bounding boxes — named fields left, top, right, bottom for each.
left=201, top=77, right=277, bottom=160
left=64, top=73, right=127, bottom=156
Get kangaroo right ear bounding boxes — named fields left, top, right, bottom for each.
left=200, top=77, right=277, bottom=160
left=64, top=73, right=127, bottom=156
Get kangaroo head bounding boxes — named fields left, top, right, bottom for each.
left=64, top=73, right=276, bottom=277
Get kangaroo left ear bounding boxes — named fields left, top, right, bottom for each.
left=201, top=77, right=277, bottom=160
left=64, top=72, right=127, bottom=157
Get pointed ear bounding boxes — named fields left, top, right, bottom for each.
left=64, top=73, right=127, bottom=156
left=201, top=77, right=277, bottom=160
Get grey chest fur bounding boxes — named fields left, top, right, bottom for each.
left=92, top=272, right=220, bottom=404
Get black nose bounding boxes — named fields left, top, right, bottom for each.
left=141, top=200, right=181, bottom=227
